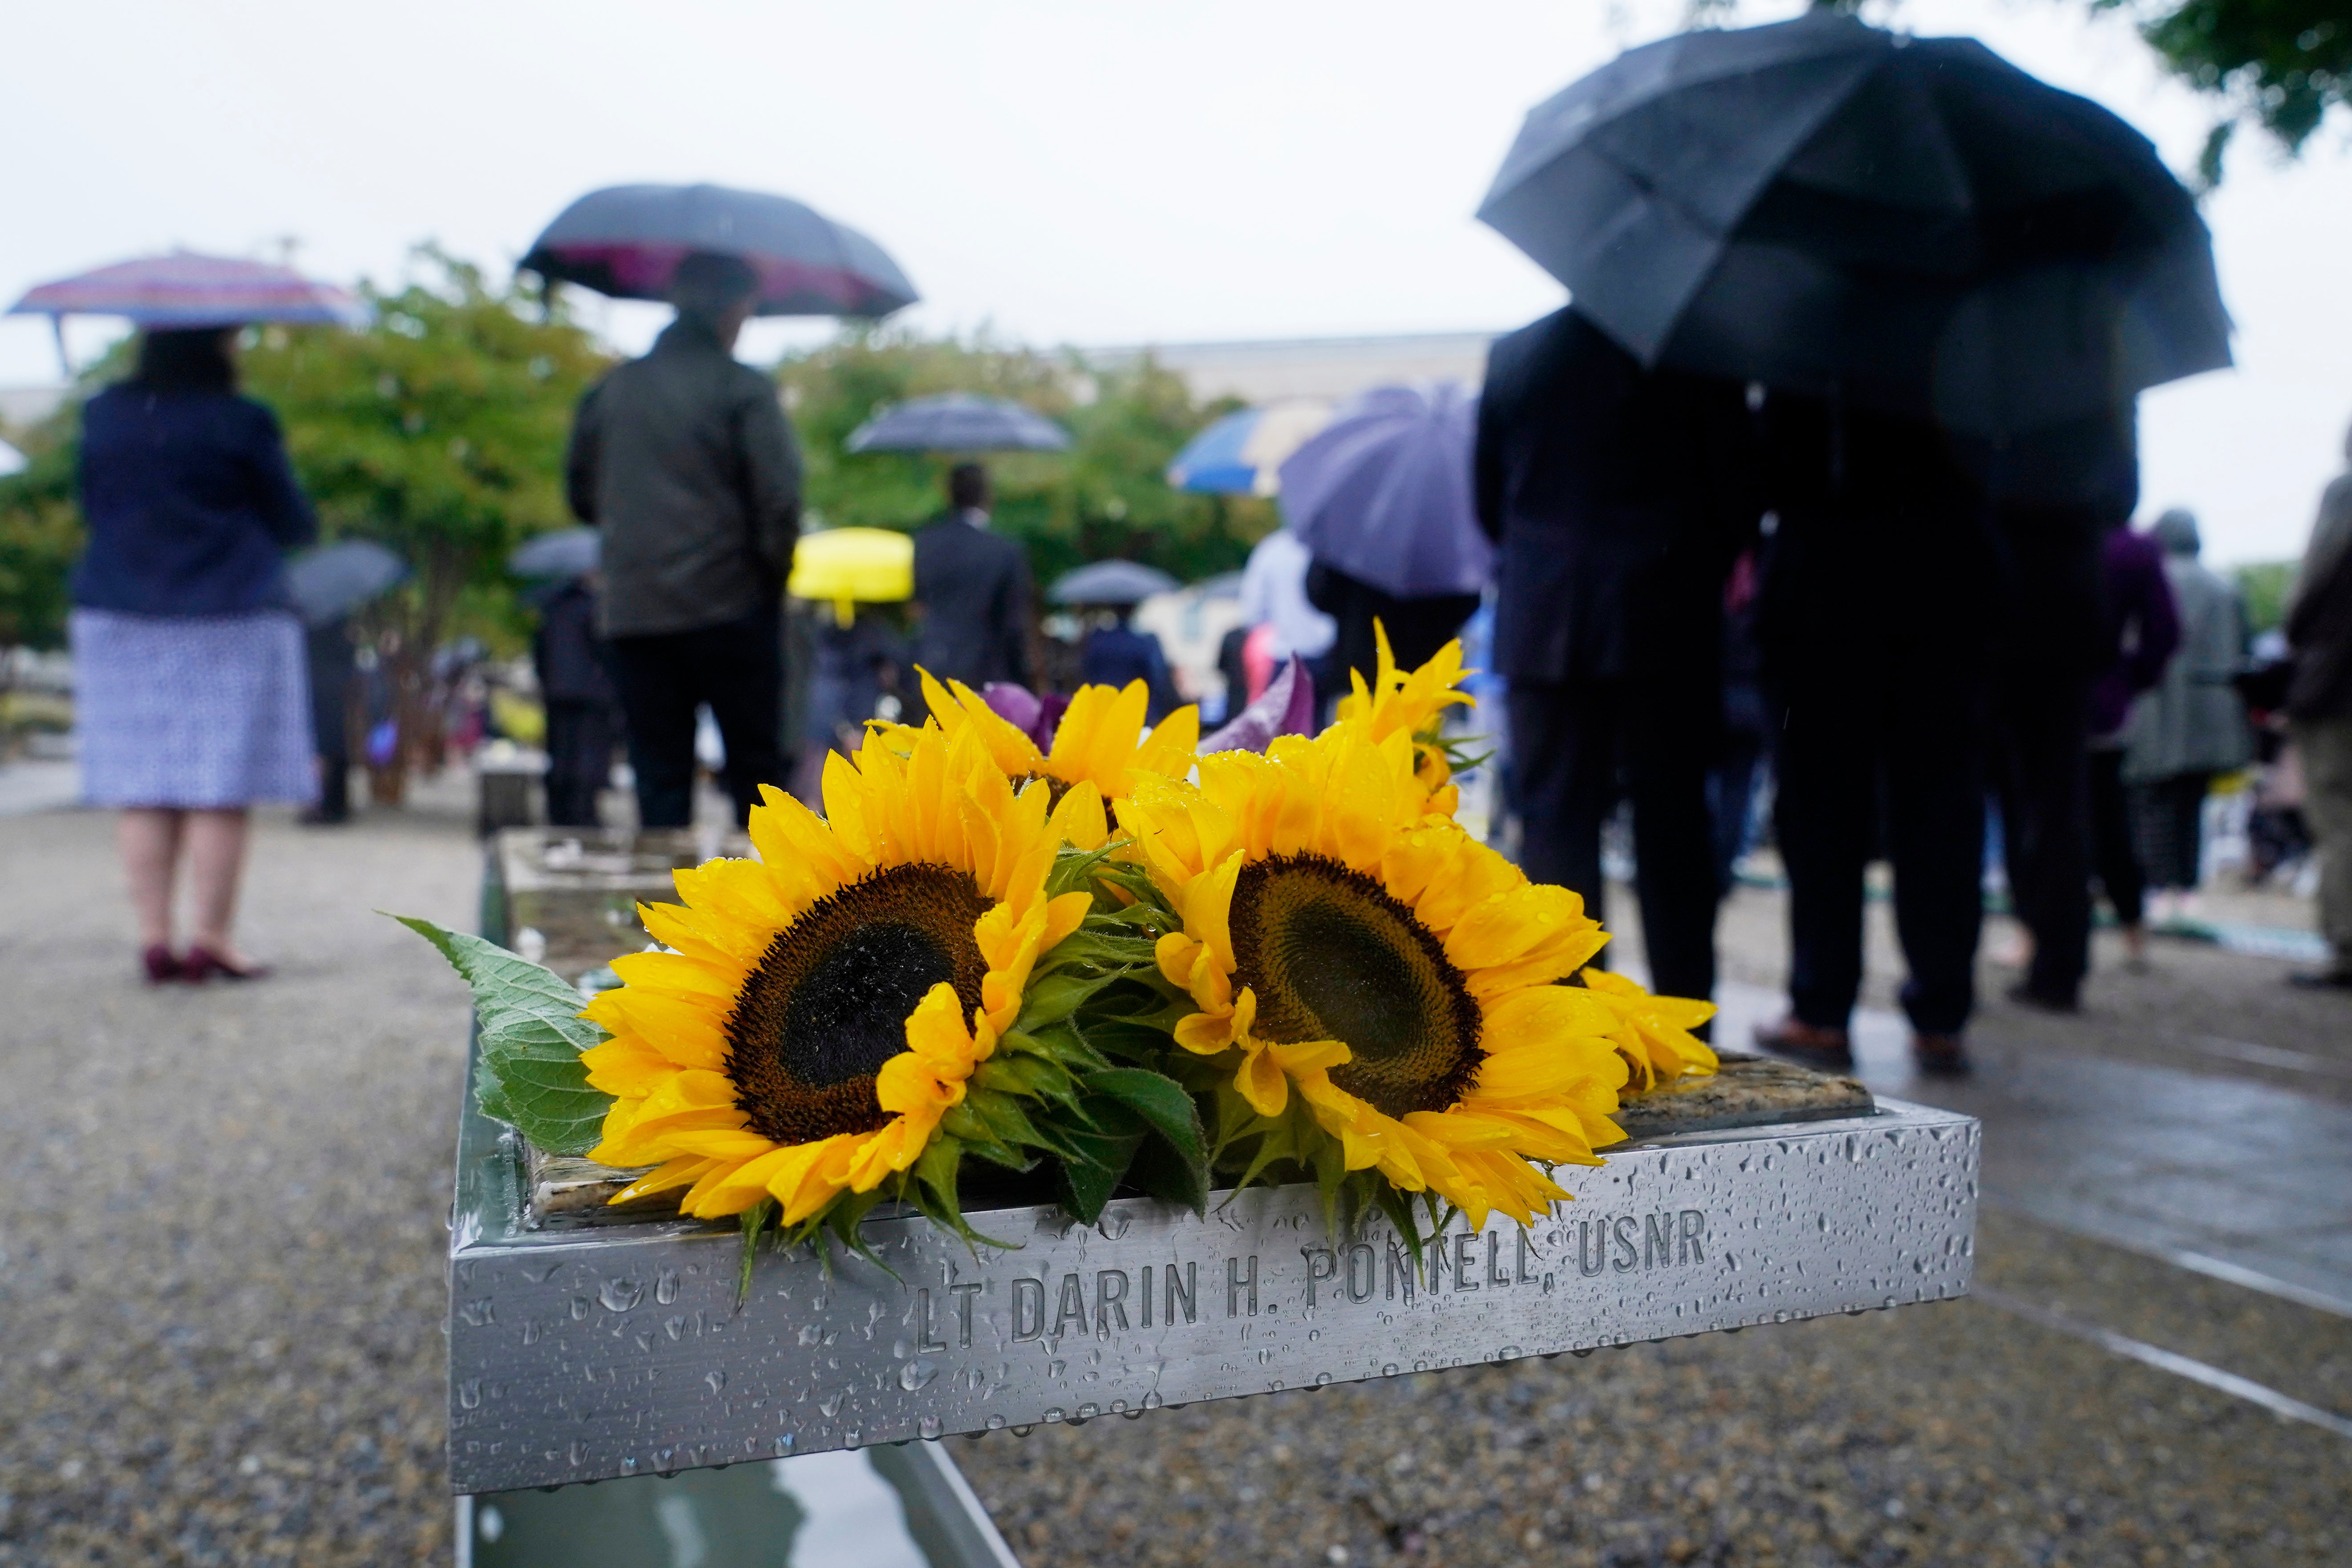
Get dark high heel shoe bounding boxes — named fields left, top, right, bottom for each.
left=142, top=945, right=182, bottom=984
left=184, top=945, right=271, bottom=983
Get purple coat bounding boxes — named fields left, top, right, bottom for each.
left=2088, top=526, right=2180, bottom=738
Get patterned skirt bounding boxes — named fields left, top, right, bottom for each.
left=70, top=608, right=318, bottom=808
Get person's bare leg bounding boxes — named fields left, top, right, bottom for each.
left=118, top=808, right=185, bottom=951
left=185, top=808, right=253, bottom=964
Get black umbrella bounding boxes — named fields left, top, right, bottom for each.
left=1477, top=13, right=2230, bottom=436
left=286, top=540, right=407, bottom=627
left=846, top=393, right=1072, bottom=454
left=521, top=184, right=917, bottom=318
left=509, top=527, right=601, bottom=580
left=1049, top=559, right=1179, bottom=606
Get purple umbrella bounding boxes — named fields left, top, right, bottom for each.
left=521, top=184, right=916, bottom=319
left=7, top=252, right=367, bottom=329
left=1276, top=381, right=1490, bottom=600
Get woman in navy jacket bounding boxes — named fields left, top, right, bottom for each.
left=70, top=327, right=317, bottom=982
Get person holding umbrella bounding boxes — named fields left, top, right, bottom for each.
left=1474, top=310, right=1758, bottom=1008
left=11, top=253, right=366, bottom=982
left=69, top=327, right=320, bottom=982
left=563, top=253, right=802, bottom=828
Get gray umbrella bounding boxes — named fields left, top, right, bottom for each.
left=286, top=540, right=407, bottom=627
left=509, top=527, right=600, bottom=580
left=846, top=394, right=1071, bottom=454
left=520, top=184, right=916, bottom=318
left=1477, top=12, right=2230, bottom=436
left=1277, top=382, right=1490, bottom=599
left=1049, top=559, right=1180, bottom=606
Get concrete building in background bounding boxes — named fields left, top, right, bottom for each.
left=1092, top=330, right=1496, bottom=404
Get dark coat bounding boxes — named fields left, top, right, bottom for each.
left=1080, top=623, right=1178, bottom=719
left=910, top=514, right=1032, bottom=689
left=2087, top=527, right=2179, bottom=739
left=74, top=384, right=315, bottom=616
left=566, top=315, right=802, bottom=639
left=1473, top=308, right=1756, bottom=687
left=1304, top=561, right=1478, bottom=691
left=532, top=580, right=618, bottom=706
left=2287, top=473, right=2352, bottom=721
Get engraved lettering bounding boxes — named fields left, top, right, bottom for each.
left=1140, top=1265, right=1154, bottom=1328
left=1052, top=1272, right=1088, bottom=1338
left=1612, top=1215, right=1640, bottom=1272
left=1645, top=1212, right=1674, bottom=1269
left=1486, top=1231, right=1509, bottom=1287
left=1453, top=1231, right=1479, bottom=1291
left=916, top=1288, right=948, bottom=1353
left=1096, top=1270, right=1130, bottom=1333
left=950, top=1282, right=983, bottom=1348
left=1301, top=1248, right=1338, bottom=1308
left=1011, top=1278, right=1046, bottom=1341
left=1345, top=1243, right=1376, bottom=1303
left=1579, top=1219, right=1608, bottom=1277
left=1515, top=1228, right=1537, bottom=1285
left=1678, top=1209, right=1707, bottom=1263
left=1168, top=1262, right=1197, bottom=1324
left=1227, top=1255, right=1259, bottom=1317
left=1385, top=1241, right=1416, bottom=1304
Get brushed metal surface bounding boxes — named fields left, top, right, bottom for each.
left=447, top=1090, right=1978, bottom=1494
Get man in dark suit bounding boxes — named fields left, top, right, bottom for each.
left=911, top=464, right=1033, bottom=694
left=1474, top=307, right=1757, bottom=1005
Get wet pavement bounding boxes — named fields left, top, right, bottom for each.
left=1, top=788, right=2347, bottom=1564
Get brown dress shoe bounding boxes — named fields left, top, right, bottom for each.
left=1753, top=1016, right=1854, bottom=1070
left=1912, top=1033, right=1971, bottom=1077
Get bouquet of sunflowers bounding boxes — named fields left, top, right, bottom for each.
left=408, top=631, right=1717, bottom=1280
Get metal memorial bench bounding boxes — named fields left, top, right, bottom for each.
left=450, top=829, right=1979, bottom=1554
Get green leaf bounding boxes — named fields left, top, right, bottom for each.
left=1054, top=1144, right=1133, bottom=1224
left=737, top=1198, right=776, bottom=1311
left=1011, top=969, right=1120, bottom=1033
left=1085, top=1068, right=1206, bottom=1172
left=1123, top=1132, right=1209, bottom=1216
left=392, top=912, right=614, bottom=1156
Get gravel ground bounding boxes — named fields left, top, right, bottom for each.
left=959, top=1209, right=2352, bottom=1567
left=4, top=784, right=2348, bottom=1566
left=0, top=789, right=478, bottom=1567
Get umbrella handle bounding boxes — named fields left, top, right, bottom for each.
left=50, top=316, right=71, bottom=380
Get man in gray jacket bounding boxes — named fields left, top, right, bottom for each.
left=566, top=253, right=801, bottom=827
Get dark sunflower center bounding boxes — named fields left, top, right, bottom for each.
left=1011, top=771, right=1073, bottom=810
left=1227, top=853, right=1481, bottom=1120
left=725, top=863, right=990, bottom=1145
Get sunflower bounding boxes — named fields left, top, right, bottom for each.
left=1579, top=969, right=1719, bottom=1091
left=1328, top=622, right=1474, bottom=816
left=574, top=724, right=1092, bottom=1228
left=910, top=671, right=1200, bottom=850
left=1115, top=723, right=1633, bottom=1230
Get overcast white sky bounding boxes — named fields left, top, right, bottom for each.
left=3, top=0, right=2345, bottom=564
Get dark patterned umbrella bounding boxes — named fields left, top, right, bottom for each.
left=521, top=184, right=916, bottom=319
left=1478, top=12, right=2230, bottom=436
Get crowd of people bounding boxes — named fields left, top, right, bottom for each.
left=56, top=254, right=2352, bottom=1036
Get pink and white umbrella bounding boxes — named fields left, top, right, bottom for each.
left=8, top=251, right=367, bottom=330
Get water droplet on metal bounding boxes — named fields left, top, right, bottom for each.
left=706, top=1370, right=727, bottom=1395
left=1381, top=1364, right=1400, bottom=1377
left=655, top=1269, right=680, bottom=1305
left=900, top=1358, right=940, bottom=1392
left=919, top=1415, right=943, bottom=1439
left=598, top=1278, right=643, bottom=1313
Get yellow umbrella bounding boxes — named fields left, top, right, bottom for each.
left=788, top=527, right=914, bottom=626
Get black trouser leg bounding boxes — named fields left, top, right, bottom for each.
left=1625, top=694, right=1721, bottom=1003
left=1773, top=667, right=1874, bottom=1032
left=1507, top=680, right=1617, bottom=960
left=543, top=700, right=613, bottom=829
left=1889, top=656, right=1988, bottom=1036
left=607, top=633, right=700, bottom=829
left=1997, top=674, right=2091, bottom=1003
left=2086, top=747, right=2144, bottom=926
left=697, top=606, right=787, bottom=827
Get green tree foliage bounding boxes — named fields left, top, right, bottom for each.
left=2109, top=0, right=2348, bottom=162
left=777, top=328, right=1274, bottom=591
left=0, top=425, right=82, bottom=649
left=239, top=249, right=611, bottom=792
left=2236, top=559, right=2299, bottom=633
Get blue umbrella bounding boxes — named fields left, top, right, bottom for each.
left=1049, top=559, right=1180, bottom=606
left=286, top=540, right=408, bottom=626
left=1165, top=400, right=1333, bottom=495
left=846, top=393, right=1070, bottom=454
left=509, top=527, right=600, bottom=580
left=1277, top=382, right=1491, bottom=600
left=8, top=251, right=368, bottom=329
